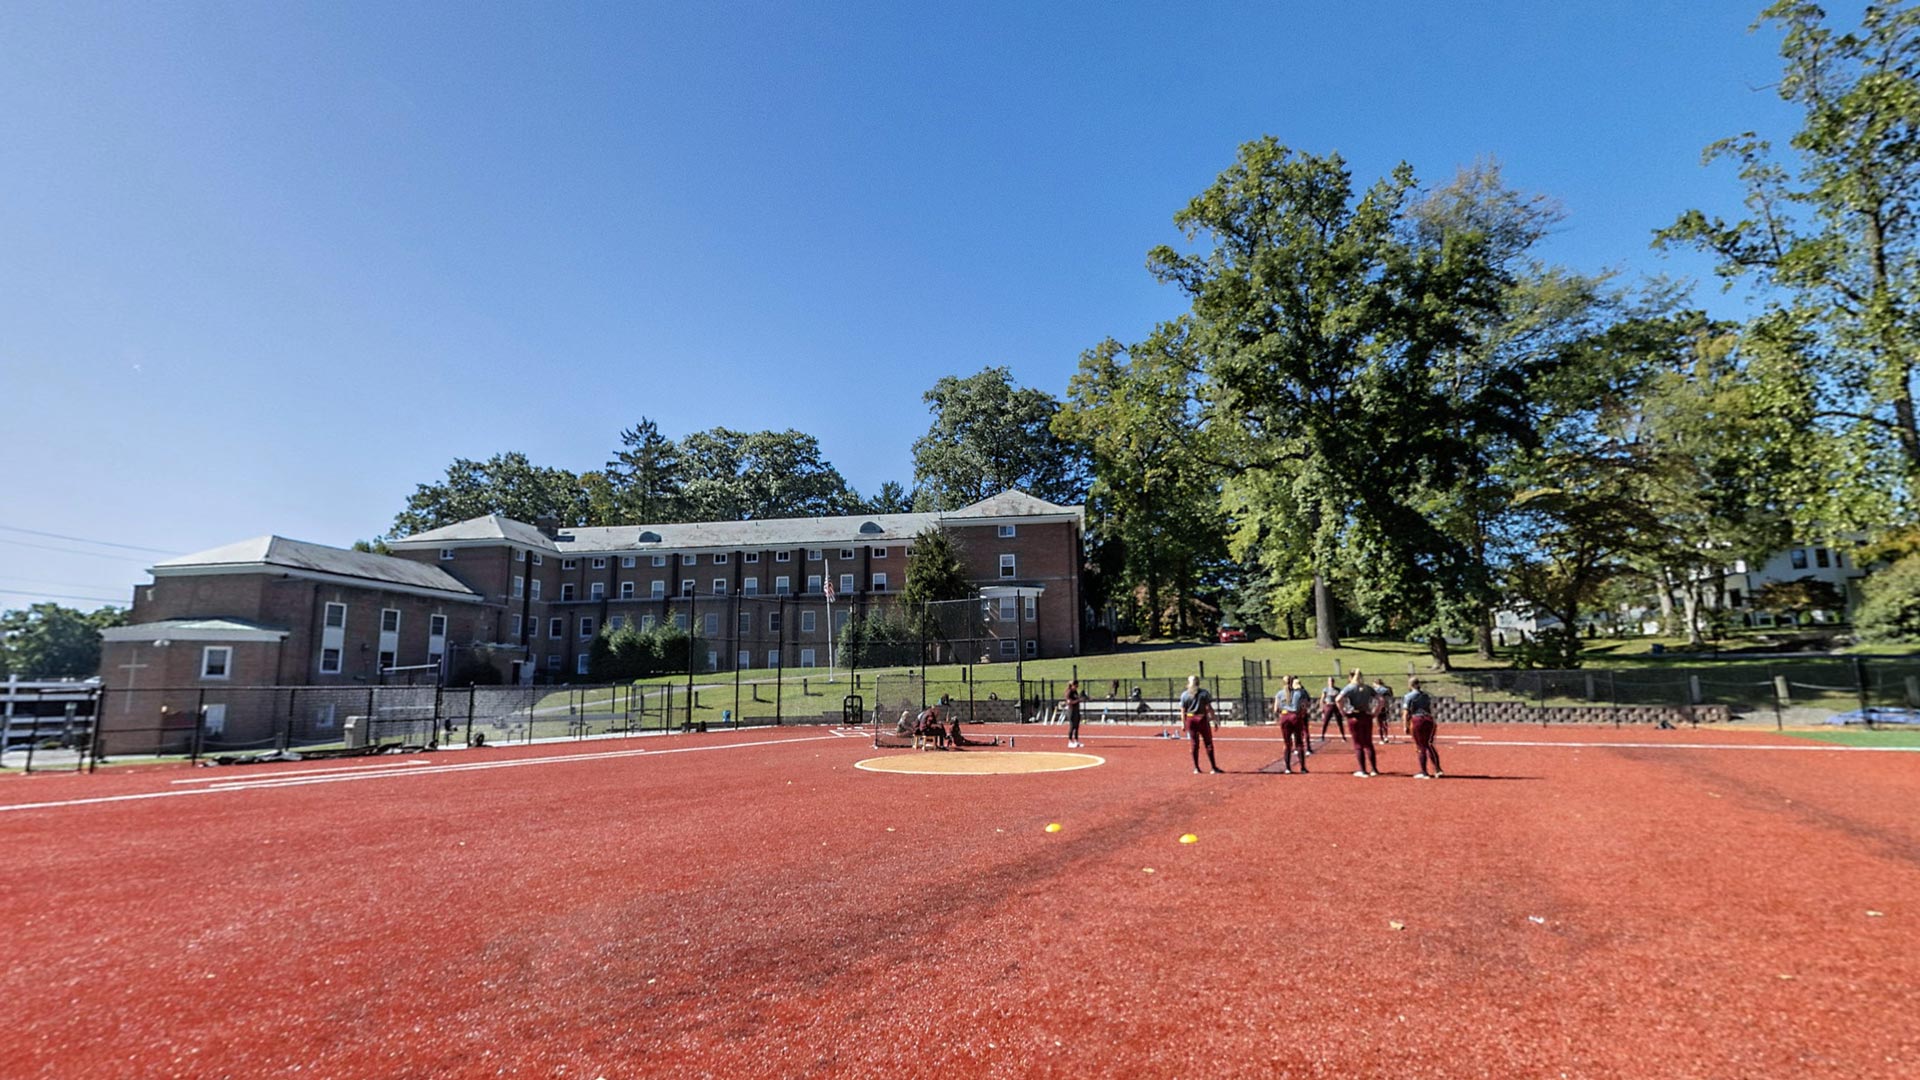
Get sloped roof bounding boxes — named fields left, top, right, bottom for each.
left=389, top=491, right=1083, bottom=554
left=100, top=617, right=289, bottom=642
left=152, top=536, right=481, bottom=597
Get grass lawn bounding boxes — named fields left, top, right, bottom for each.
left=1779, top=728, right=1920, bottom=747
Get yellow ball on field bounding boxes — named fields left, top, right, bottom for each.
left=1179, top=833, right=1199, bottom=845
left=1045, top=822, right=1063, bottom=833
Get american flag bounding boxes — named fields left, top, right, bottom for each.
left=823, top=567, right=835, bottom=601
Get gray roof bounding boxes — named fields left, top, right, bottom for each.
left=391, top=491, right=1082, bottom=554
left=152, top=536, right=482, bottom=597
left=100, top=617, right=290, bottom=642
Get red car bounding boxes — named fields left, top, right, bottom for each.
left=1217, top=627, right=1248, bottom=643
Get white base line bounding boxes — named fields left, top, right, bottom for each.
left=0, top=734, right=847, bottom=814
left=1458, top=739, right=1920, bottom=752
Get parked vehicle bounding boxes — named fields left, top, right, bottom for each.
left=1217, top=627, right=1248, bottom=644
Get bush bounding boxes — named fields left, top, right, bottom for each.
left=1856, top=554, right=1920, bottom=644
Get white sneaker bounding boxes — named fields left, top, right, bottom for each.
left=1413, top=773, right=1432, bottom=780
left=1352, top=770, right=1369, bottom=778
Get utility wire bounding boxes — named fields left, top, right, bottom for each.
left=0, top=524, right=180, bottom=555
left=0, top=536, right=161, bottom=562
left=0, top=586, right=128, bottom=605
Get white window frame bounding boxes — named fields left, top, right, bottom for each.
left=201, top=646, right=232, bottom=680
left=1000, top=553, right=1016, bottom=578
left=737, top=649, right=752, bottom=668
left=800, top=648, right=817, bottom=668
left=681, top=554, right=697, bottom=566
left=429, top=613, right=447, bottom=637
left=775, top=575, right=791, bottom=596
left=320, top=647, right=342, bottom=675
left=550, top=617, right=564, bottom=639
left=590, top=581, right=605, bottom=600
left=744, top=552, right=760, bottom=563
left=769, top=612, right=783, bottom=632
left=1025, top=639, right=1038, bottom=657
left=513, top=576, right=525, bottom=599
left=531, top=579, right=542, bottom=600
left=871, top=572, right=888, bottom=591
left=801, top=610, right=816, bottom=633
left=712, top=578, right=728, bottom=595
left=641, top=615, right=656, bottom=631
left=680, top=579, right=695, bottom=596
left=324, top=602, right=347, bottom=629
left=532, top=554, right=543, bottom=566
left=768, top=649, right=781, bottom=668
left=547, top=653, right=561, bottom=670
left=609, top=615, right=625, bottom=630
left=1000, top=597, right=1017, bottom=620
left=562, top=558, right=579, bottom=570
left=440, top=547, right=455, bottom=561
left=840, top=548, right=854, bottom=560
left=714, top=553, right=729, bottom=564
left=621, top=556, right=636, bottom=568
left=579, top=617, right=595, bottom=639
left=515, top=549, right=527, bottom=563
left=839, top=573, right=855, bottom=595
left=871, top=547, right=887, bottom=558
left=806, top=574, right=822, bottom=594
left=619, top=581, right=635, bottom=599
left=380, top=608, right=401, bottom=634
left=592, top=557, right=607, bottom=569
left=651, top=580, right=666, bottom=599
left=807, top=549, right=822, bottom=562
left=999, top=639, right=1017, bottom=657
left=561, top=583, right=577, bottom=601
left=776, top=551, right=792, bottom=562
left=1025, top=595, right=1037, bottom=620
left=511, top=614, right=523, bottom=639
left=738, top=611, right=752, bottom=632
left=743, top=577, right=759, bottom=597
left=703, top=612, right=719, bottom=636
left=672, top=612, right=687, bottom=630
left=577, top=654, right=591, bottom=675
left=651, top=554, right=667, bottom=567
left=998, top=524, right=1016, bottom=538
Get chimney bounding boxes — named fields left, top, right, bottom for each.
left=535, top=515, right=560, bottom=539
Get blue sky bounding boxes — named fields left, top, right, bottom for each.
left=0, top=1, right=1802, bottom=611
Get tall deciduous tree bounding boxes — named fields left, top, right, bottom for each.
left=912, top=367, right=1088, bottom=511
left=391, top=452, right=594, bottom=536
left=0, top=603, right=125, bottom=678
left=677, top=428, right=857, bottom=521
left=1055, top=325, right=1223, bottom=637
left=897, top=526, right=974, bottom=663
left=1658, top=1, right=1920, bottom=525
left=1148, top=139, right=1511, bottom=652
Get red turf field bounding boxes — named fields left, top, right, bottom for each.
left=4, top=725, right=1917, bottom=1079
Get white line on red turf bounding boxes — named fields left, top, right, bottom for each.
left=0, top=734, right=849, bottom=813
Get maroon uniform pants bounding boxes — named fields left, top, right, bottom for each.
left=1410, top=716, right=1440, bottom=775
left=1319, top=703, right=1346, bottom=740
left=1185, top=715, right=1219, bottom=771
left=1279, top=713, right=1308, bottom=769
left=1348, top=715, right=1378, bottom=773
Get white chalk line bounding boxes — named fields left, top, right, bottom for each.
left=0, top=734, right=848, bottom=814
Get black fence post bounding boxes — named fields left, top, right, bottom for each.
left=87, top=689, right=105, bottom=772
left=191, top=690, right=208, bottom=764
left=1854, top=658, right=1872, bottom=728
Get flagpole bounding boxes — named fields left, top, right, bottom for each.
left=824, top=554, right=836, bottom=682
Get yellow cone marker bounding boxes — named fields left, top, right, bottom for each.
left=1045, top=822, right=1062, bottom=833
left=1179, top=833, right=1198, bottom=845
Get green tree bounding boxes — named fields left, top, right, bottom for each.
left=1055, top=326, right=1224, bottom=637
left=1658, top=1, right=1920, bottom=525
left=1751, top=576, right=1848, bottom=624
left=678, top=428, right=857, bottom=521
left=604, top=418, right=685, bottom=523
left=912, top=367, right=1088, bottom=510
left=857, top=481, right=915, bottom=515
left=0, top=603, right=125, bottom=678
left=1857, top=553, right=1920, bottom=641
left=1148, top=138, right=1513, bottom=652
left=391, top=452, right=594, bottom=536
left=898, top=526, right=974, bottom=662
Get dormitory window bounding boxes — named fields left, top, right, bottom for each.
left=999, top=639, right=1017, bottom=657
left=999, top=524, right=1016, bottom=538
left=549, top=618, right=563, bottom=639
left=801, top=611, right=816, bottom=633
left=737, top=649, right=752, bottom=667
left=1816, top=548, right=1831, bottom=568
left=531, top=580, right=542, bottom=600
left=744, top=552, right=759, bottom=563
left=590, top=582, right=605, bottom=600
left=769, top=612, right=783, bottom=633
left=381, top=609, right=400, bottom=633
left=682, top=554, right=697, bottom=566
left=806, top=574, right=822, bottom=594
left=620, top=581, right=635, bottom=599
left=592, top=557, right=607, bottom=569
left=712, top=579, right=728, bottom=595
left=840, top=548, right=854, bottom=560
left=738, top=611, right=752, bottom=633
left=324, top=603, right=346, bottom=629
left=839, top=574, right=854, bottom=595
left=743, top=578, right=759, bottom=596
left=532, top=554, right=543, bottom=566
left=440, top=548, right=455, bottom=560
left=651, top=581, right=666, bottom=599
left=651, top=555, right=667, bottom=567
left=776, top=551, right=792, bottom=562
left=579, top=617, right=595, bottom=639
left=800, top=648, right=816, bottom=668
left=768, top=650, right=781, bottom=667
left=807, top=549, right=822, bottom=561
left=703, top=613, right=719, bottom=635
left=1791, top=549, right=1809, bottom=570
left=562, top=558, right=578, bottom=570
left=641, top=615, right=655, bottom=631
left=561, top=583, right=577, bottom=601
left=871, top=547, right=887, bottom=558
left=577, top=655, right=591, bottom=675
left=513, top=576, right=525, bottom=598
left=516, top=549, right=526, bottom=563
left=1000, top=597, right=1018, bottom=620
left=714, top=553, right=729, bottom=564
left=429, top=614, right=447, bottom=638
left=1025, top=595, right=1037, bottom=620
left=609, top=615, right=624, bottom=630
left=681, top=579, right=695, bottom=596
left=872, top=573, right=888, bottom=591
left=511, top=614, right=522, bottom=638
left=320, top=648, right=342, bottom=674
left=548, top=653, right=561, bottom=670
left=1000, top=554, right=1016, bottom=578
left=775, top=576, right=791, bottom=596
left=202, top=646, right=231, bottom=680
left=622, top=556, right=636, bottom=568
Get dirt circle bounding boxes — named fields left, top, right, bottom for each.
left=854, top=751, right=1105, bottom=775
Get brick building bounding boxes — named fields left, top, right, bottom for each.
left=95, top=492, right=1084, bottom=747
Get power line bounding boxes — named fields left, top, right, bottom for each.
left=0, top=524, right=181, bottom=555
left=0, top=537, right=160, bottom=562
left=0, top=586, right=128, bottom=606
left=0, top=574, right=138, bottom=592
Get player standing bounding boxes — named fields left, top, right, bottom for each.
left=1274, top=675, right=1311, bottom=773
left=1317, top=676, right=1347, bottom=749
left=1336, top=671, right=1380, bottom=777
left=1371, top=677, right=1393, bottom=743
left=1404, top=677, right=1442, bottom=779
left=1180, top=675, right=1223, bottom=774
left=1062, top=679, right=1084, bottom=748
